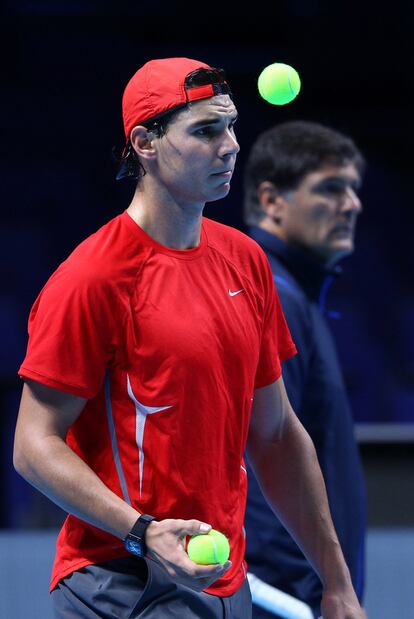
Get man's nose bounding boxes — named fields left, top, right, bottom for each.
left=219, top=129, right=240, bottom=158
left=341, top=187, right=362, bottom=214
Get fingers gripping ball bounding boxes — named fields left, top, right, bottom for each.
left=258, top=63, right=301, bottom=105
left=187, top=529, right=230, bottom=565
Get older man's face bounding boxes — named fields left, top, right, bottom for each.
left=280, top=163, right=362, bottom=264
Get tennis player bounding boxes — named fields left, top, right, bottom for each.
left=14, top=57, right=366, bottom=619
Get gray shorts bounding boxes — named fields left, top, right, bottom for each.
left=51, top=556, right=252, bottom=619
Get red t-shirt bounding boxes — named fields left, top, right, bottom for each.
left=19, top=211, right=296, bottom=596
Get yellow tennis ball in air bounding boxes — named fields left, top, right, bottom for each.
left=258, top=62, right=301, bottom=105
left=187, top=529, right=230, bottom=565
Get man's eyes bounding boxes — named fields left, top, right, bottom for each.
left=320, top=183, right=344, bottom=194
left=195, top=127, right=216, bottom=136
left=318, top=182, right=359, bottom=195
left=194, top=122, right=237, bottom=137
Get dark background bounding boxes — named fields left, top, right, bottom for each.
left=1, top=3, right=413, bottom=528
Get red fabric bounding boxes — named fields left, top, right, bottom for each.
left=19, top=212, right=296, bottom=596
left=122, top=57, right=211, bottom=138
left=186, top=84, right=215, bottom=101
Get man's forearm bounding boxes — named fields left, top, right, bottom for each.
left=14, top=434, right=139, bottom=539
left=247, top=410, right=351, bottom=591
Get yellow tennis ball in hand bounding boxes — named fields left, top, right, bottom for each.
left=258, top=62, right=301, bottom=105
left=187, top=529, right=230, bottom=565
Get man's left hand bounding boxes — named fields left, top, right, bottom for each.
left=320, top=587, right=367, bottom=618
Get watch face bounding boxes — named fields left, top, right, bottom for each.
left=125, top=537, right=144, bottom=557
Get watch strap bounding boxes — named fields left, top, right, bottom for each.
left=129, top=513, right=156, bottom=539
left=125, top=513, right=156, bottom=556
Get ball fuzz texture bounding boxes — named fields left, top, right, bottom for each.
left=258, top=63, right=301, bottom=105
left=187, top=529, right=230, bottom=565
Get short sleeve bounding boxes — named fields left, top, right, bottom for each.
left=18, top=264, right=121, bottom=399
left=254, top=256, right=297, bottom=389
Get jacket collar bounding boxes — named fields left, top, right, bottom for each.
left=249, top=226, right=342, bottom=304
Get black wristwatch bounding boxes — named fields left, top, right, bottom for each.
left=124, top=514, right=156, bottom=557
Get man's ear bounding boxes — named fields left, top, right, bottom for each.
left=130, top=126, right=157, bottom=161
left=257, top=181, right=286, bottom=223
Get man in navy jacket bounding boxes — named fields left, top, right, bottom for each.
left=243, top=121, right=367, bottom=618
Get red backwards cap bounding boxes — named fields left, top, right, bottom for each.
left=122, top=57, right=228, bottom=140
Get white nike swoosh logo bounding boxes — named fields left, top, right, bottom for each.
left=228, top=288, right=245, bottom=297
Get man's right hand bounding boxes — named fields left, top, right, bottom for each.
left=145, top=519, right=232, bottom=591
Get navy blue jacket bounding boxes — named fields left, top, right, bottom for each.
left=245, top=227, right=366, bottom=616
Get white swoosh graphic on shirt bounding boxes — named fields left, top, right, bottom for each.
left=127, top=374, right=172, bottom=496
